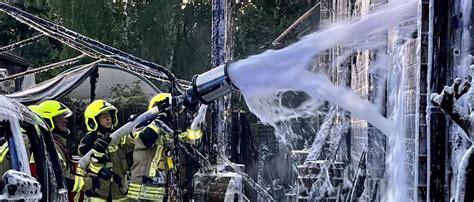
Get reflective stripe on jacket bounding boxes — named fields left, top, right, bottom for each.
left=53, top=134, right=95, bottom=193
left=128, top=122, right=171, bottom=201
left=78, top=130, right=134, bottom=200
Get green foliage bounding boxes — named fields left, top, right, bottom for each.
left=109, top=80, right=149, bottom=116
left=47, top=0, right=129, bottom=60
left=0, top=0, right=215, bottom=84
left=234, top=1, right=307, bottom=59
left=59, top=80, right=150, bottom=154
left=1, top=0, right=312, bottom=105
left=0, top=1, right=49, bottom=45
left=45, top=0, right=211, bottom=80
left=0, top=1, right=63, bottom=83
left=171, top=2, right=212, bottom=80
left=230, top=1, right=311, bottom=115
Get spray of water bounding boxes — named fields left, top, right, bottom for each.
left=453, top=1, right=474, bottom=199
left=224, top=1, right=417, bottom=200
left=189, top=1, right=418, bottom=199
left=191, top=104, right=208, bottom=130
left=384, top=29, right=414, bottom=201
left=228, top=2, right=417, bottom=136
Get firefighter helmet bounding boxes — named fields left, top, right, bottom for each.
left=148, top=93, right=171, bottom=111
left=36, top=100, right=73, bottom=132
left=84, top=100, right=118, bottom=132
left=28, top=105, right=39, bottom=114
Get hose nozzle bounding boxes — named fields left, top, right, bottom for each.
left=183, top=62, right=238, bottom=106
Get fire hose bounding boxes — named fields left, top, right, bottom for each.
left=79, top=62, right=239, bottom=167
left=78, top=107, right=161, bottom=168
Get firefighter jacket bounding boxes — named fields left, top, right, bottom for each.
left=0, top=141, right=15, bottom=177
left=52, top=132, right=95, bottom=195
left=128, top=119, right=202, bottom=201
left=78, top=129, right=134, bottom=201
left=0, top=131, right=30, bottom=176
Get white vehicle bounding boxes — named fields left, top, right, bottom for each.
left=0, top=95, right=68, bottom=201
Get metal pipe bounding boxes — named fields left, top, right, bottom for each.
left=0, top=54, right=87, bottom=83
left=272, top=3, right=321, bottom=46
left=0, top=34, right=45, bottom=53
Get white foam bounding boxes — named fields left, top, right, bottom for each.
left=228, top=2, right=417, bottom=136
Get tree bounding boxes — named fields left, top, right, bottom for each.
left=233, top=1, right=307, bottom=59
left=0, top=1, right=63, bottom=83
left=109, top=80, right=150, bottom=123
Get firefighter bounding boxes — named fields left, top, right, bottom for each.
left=36, top=100, right=111, bottom=200
left=127, top=93, right=202, bottom=201
left=78, top=100, right=134, bottom=201
left=0, top=105, right=37, bottom=178
left=0, top=126, right=29, bottom=177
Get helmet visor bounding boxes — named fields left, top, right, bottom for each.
left=57, top=109, right=73, bottom=118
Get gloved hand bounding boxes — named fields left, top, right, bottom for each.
left=91, top=136, right=111, bottom=164
left=154, top=105, right=174, bottom=128
left=97, top=167, right=113, bottom=180
left=91, top=177, right=100, bottom=190
left=179, top=128, right=203, bottom=144
left=154, top=97, right=170, bottom=112
left=91, top=167, right=113, bottom=190
left=127, top=114, right=138, bottom=122
left=93, top=136, right=111, bottom=153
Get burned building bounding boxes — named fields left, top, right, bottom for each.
left=0, top=0, right=473, bottom=201
left=224, top=0, right=473, bottom=201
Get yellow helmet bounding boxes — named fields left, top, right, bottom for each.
left=36, top=100, right=72, bottom=132
left=84, top=100, right=118, bottom=132
left=27, top=105, right=39, bottom=114
left=148, top=93, right=171, bottom=111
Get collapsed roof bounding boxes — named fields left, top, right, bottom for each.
left=6, top=63, right=161, bottom=105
